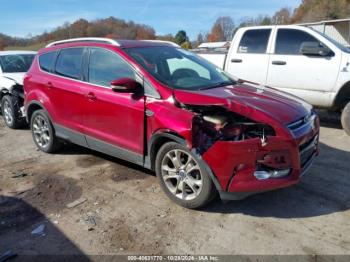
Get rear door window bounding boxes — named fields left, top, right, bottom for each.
left=55, top=48, right=84, bottom=79
left=275, top=29, right=320, bottom=55
left=39, top=51, right=56, bottom=72
left=238, top=29, right=271, bottom=54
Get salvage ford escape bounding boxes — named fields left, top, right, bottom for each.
left=24, top=38, right=320, bottom=208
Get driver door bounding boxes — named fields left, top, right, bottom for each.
left=79, top=47, right=145, bottom=164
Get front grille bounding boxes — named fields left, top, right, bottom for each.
left=299, top=135, right=318, bottom=168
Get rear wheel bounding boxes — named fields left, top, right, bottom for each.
left=30, top=110, right=62, bottom=153
left=155, top=142, right=215, bottom=209
left=1, top=95, right=24, bottom=129
left=341, top=101, right=350, bottom=136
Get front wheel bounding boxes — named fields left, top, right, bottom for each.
left=155, top=142, right=216, bottom=209
left=341, top=101, right=350, bottom=136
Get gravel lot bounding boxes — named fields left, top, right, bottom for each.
left=0, top=111, right=349, bottom=257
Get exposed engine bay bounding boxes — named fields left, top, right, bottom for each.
left=188, top=105, right=275, bottom=154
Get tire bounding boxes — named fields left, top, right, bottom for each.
left=155, top=142, right=215, bottom=209
left=30, top=109, right=62, bottom=153
left=341, top=101, right=350, bottom=136
left=1, top=95, right=24, bottom=129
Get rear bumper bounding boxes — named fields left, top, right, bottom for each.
left=202, top=115, right=319, bottom=200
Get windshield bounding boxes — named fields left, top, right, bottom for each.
left=311, top=28, right=350, bottom=53
left=0, top=54, right=36, bottom=73
left=124, top=46, right=235, bottom=90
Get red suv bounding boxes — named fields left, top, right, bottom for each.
left=24, top=38, right=319, bottom=208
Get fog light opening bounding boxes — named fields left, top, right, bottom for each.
left=254, top=169, right=291, bottom=180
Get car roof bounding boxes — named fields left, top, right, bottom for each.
left=0, top=50, right=37, bottom=56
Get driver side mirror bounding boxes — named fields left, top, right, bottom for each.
left=301, top=41, right=334, bottom=57
left=110, top=78, right=141, bottom=93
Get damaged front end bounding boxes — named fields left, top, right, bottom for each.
left=189, top=105, right=275, bottom=154
left=176, top=102, right=316, bottom=200
left=0, top=77, right=26, bottom=118
left=147, top=86, right=319, bottom=200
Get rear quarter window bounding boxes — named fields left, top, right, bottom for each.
left=39, top=51, right=56, bottom=72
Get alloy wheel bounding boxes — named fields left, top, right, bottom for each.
left=32, top=115, right=51, bottom=148
left=161, top=149, right=203, bottom=201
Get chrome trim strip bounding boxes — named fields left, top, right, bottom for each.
left=300, top=135, right=318, bottom=155
left=300, top=153, right=316, bottom=177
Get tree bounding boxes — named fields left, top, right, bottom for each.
left=70, top=19, right=89, bottom=38
left=214, top=16, right=235, bottom=41
left=272, top=7, right=292, bottom=24
left=156, top=34, right=175, bottom=42
left=181, top=41, right=192, bottom=49
left=174, top=30, right=188, bottom=45
left=207, top=23, right=225, bottom=42
left=135, top=25, right=156, bottom=39
left=0, top=39, right=5, bottom=51
left=197, top=33, right=204, bottom=44
left=292, top=0, right=350, bottom=23
left=255, top=15, right=272, bottom=25
left=192, top=33, right=205, bottom=48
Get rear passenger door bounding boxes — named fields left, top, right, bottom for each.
left=40, top=48, right=87, bottom=141
left=79, top=47, right=145, bottom=164
left=225, top=28, right=272, bottom=85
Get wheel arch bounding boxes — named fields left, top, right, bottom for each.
left=148, top=131, right=222, bottom=191
left=26, top=100, right=50, bottom=122
left=0, top=88, right=10, bottom=101
left=148, top=131, right=187, bottom=171
left=334, top=82, right=350, bottom=111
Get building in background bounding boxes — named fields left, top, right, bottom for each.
left=300, top=18, right=350, bottom=47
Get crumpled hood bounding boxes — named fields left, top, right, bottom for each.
left=1, top=73, right=26, bottom=85
left=174, top=83, right=313, bottom=125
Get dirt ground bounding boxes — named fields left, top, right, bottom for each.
left=0, top=111, right=349, bottom=257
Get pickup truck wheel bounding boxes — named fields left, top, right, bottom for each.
left=341, top=101, right=350, bottom=136
left=30, top=110, right=62, bottom=153
left=1, top=95, right=24, bottom=129
left=155, top=142, right=215, bottom=209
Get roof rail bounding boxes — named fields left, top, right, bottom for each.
left=141, top=40, right=180, bottom=47
left=46, top=37, right=120, bottom=48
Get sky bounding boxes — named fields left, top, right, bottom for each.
left=0, top=0, right=301, bottom=40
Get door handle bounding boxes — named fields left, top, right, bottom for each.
left=86, top=92, right=97, bottom=101
left=272, top=61, right=287, bottom=65
left=231, top=59, right=243, bottom=63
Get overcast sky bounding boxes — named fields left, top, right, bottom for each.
left=0, top=0, right=301, bottom=39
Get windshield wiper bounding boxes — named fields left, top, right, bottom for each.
left=199, top=81, right=235, bottom=90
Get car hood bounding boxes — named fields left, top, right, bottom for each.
left=1, top=73, right=26, bottom=85
left=173, top=83, right=313, bottom=125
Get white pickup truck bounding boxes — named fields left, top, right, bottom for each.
left=196, top=25, right=350, bottom=135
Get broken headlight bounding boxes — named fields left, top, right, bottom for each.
left=192, top=107, right=275, bottom=153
